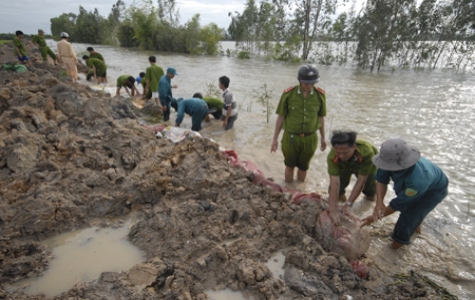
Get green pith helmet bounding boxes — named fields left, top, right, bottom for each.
left=298, top=64, right=320, bottom=84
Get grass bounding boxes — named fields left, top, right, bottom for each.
left=0, top=40, right=12, bottom=46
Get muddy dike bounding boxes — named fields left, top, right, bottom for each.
left=0, top=47, right=449, bottom=299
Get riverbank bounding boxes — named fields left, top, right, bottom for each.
left=0, top=42, right=457, bottom=299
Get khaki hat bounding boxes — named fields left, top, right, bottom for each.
left=372, top=138, right=420, bottom=171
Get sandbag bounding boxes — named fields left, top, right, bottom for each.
left=2, top=64, right=28, bottom=73
left=315, top=210, right=370, bottom=261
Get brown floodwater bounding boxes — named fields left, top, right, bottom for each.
left=43, top=40, right=475, bottom=299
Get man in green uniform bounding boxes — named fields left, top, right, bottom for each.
left=326, top=130, right=378, bottom=225
left=86, top=47, right=105, bottom=81
left=32, top=29, right=57, bottom=64
left=13, top=30, right=31, bottom=67
left=191, top=93, right=223, bottom=121
left=270, top=65, right=326, bottom=183
left=82, top=55, right=107, bottom=84
left=116, top=75, right=140, bottom=97
left=144, top=56, right=164, bottom=105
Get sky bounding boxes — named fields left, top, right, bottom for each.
left=0, top=0, right=247, bottom=35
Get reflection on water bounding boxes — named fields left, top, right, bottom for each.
left=8, top=223, right=145, bottom=297
left=47, top=40, right=475, bottom=298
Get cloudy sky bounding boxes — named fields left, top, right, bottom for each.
left=0, top=0, right=246, bottom=35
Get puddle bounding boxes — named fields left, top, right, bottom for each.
left=8, top=223, right=145, bottom=297
left=265, top=250, right=286, bottom=280
left=207, top=288, right=253, bottom=300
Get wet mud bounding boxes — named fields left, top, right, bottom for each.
left=0, top=42, right=453, bottom=299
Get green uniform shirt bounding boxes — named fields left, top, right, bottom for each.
left=86, top=58, right=107, bottom=72
left=145, top=64, right=164, bottom=93
left=275, top=85, right=326, bottom=134
left=13, top=37, right=26, bottom=56
left=90, top=52, right=104, bottom=62
left=32, top=35, right=47, bottom=47
left=203, top=97, right=223, bottom=111
left=117, top=75, right=133, bottom=87
left=327, top=140, right=378, bottom=177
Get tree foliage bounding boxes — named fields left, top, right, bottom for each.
left=47, top=0, right=475, bottom=71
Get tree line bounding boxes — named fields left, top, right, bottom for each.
left=50, top=0, right=223, bottom=55
left=49, top=0, right=475, bottom=71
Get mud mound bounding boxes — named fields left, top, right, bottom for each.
left=0, top=44, right=450, bottom=299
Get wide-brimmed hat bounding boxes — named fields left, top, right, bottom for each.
left=372, top=138, right=420, bottom=171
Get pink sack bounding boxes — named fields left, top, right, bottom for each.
left=315, top=210, right=370, bottom=261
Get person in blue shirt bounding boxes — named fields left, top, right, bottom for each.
left=159, top=67, right=178, bottom=122
left=360, top=138, right=449, bottom=249
left=171, top=93, right=209, bottom=132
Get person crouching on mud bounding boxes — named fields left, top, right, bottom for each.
left=360, top=138, right=449, bottom=249
left=327, top=130, right=378, bottom=225
left=270, top=64, right=327, bottom=183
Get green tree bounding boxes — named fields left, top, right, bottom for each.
left=75, top=6, right=105, bottom=44
left=50, top=13, right=77, bottom=40
left=185, top=14, right=201, bottom=54
left=290, top=0, right=344, bottom=60
left=199, top=23, right=223, bottom=55
left=103, top=0, right=126, bottom=45
left=228, top=0, right=259, bottom=54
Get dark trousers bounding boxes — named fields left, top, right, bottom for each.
left=392, top=178, right=448, bottom=244
left=223, top=113, right=238, bottom=131
left=163, top=101, right=171, bottom=121
left=191, top=106, right=209, bottom=131
left=338, top=170, right=376, bottom=197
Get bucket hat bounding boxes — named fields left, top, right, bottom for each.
left=372, top=138, right=420, bottom=171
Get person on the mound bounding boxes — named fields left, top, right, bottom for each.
left=56, top=32, right=78, bottom=83
left=13, top=30, right=32, bottom=67
left=116, top=75, right=140, bottom=97
left=326, top=130, right=378, bottom=225
left=32, top=29, right=58, bottom=64
left=360, top=138, right=449, bottom=249
left=270, top=64, right=327, bottom=183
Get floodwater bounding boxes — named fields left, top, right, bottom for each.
left=47, top=40, right=475, bottom=299
left=7, top=223, right=145, bottom=297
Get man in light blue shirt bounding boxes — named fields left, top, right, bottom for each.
left=360, top=138, right=449, bottom=249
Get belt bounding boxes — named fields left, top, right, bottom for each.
left=288, top=131, right=315, bottom=137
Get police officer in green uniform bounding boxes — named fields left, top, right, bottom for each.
left=271, top=65, right=327, bottom=183
left=86, top=47, right=105, bottom=81
left=326, top=130, right=378, bottom=225
left=115, top=75, right=140, bottom=97
left=32, top=29, right=58, bottom=64
left=82, top=55, right=107, bottom=84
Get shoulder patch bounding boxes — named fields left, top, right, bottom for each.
left=284, top=86, right=294, bottom=93
left=316, top=87, right=325, bottom=95
left=332, top=156, right=339, bottom=164
left=355, top=152, right=363, bottom=163
left=405, top=188, right=418, bottom=197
